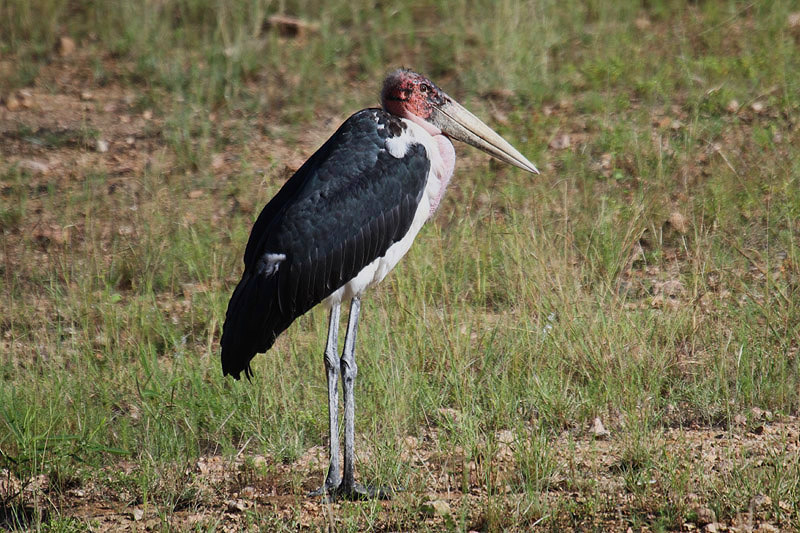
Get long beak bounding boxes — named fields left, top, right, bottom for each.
left=431, top=97, right=539, bottom=174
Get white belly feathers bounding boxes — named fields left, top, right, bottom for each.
left=323, top=118, right=455, bottom=307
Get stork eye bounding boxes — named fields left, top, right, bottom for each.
left=420, top=83, right=430, bottom=94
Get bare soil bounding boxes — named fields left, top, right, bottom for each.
left=2, top=417, right=797, bottom=531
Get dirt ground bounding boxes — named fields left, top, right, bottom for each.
left=2, top=416, right=797, bottom=531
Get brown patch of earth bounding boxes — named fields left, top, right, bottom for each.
left=2, top=416, right=797, bottom=531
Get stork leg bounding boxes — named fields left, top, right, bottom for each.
left=310, top=297, right=391, bottom=501
left=335, top=296, right=391, bottom=500
left=308, top=303, right=342, bottom=497
left=340, top=296, right=361, bottom=493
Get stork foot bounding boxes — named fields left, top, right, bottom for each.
left=310, top=481, right=395, bottom=502
left=307, top=477, right=341, bottom=499
left=336, top=481, right=393, bottom=501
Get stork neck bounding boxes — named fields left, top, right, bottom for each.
left=429, top=134, right=455, bottom=214
left=390, top=107, right=442, bottom=138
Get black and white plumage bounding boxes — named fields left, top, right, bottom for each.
left=221, top=69, right=538, bottom=500
left=221, top=110, right=430, bottom=379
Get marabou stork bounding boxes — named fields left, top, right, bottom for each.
left=221, top=69, right=538, bottom=501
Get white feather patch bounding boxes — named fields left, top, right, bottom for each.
left=385, top=134, right=411, bottom=158
left=258, top=252, right=286, bottom=276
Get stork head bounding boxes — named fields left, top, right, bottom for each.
left=381, top=69, right=539, bottom=174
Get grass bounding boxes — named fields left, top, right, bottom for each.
left=2, top=0, right=800, bottom=530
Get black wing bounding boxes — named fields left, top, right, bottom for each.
left=221, top=109, right=430, bottom=379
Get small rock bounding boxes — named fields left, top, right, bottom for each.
left=752, top=493, right=772, bottom=509
left=491, top=108, right=509, bottom=126
left=18, top=90, right=33, bottom=108
left=497, top=429, right=514, bottom=444
left=726, top=100, right=740, bottom=113
left=756, top=524, right=779, bottom=533
left=733, top=414, right=747, bottom=426
left=211, top=153, right=225, bottom=170
left=696, top=506, right=717, bottom=525
left=57, top=36, right=76, bottom=57
left=591, top=417, right=610, bottom=439
left=4, top=93, right=20, bottom=111
left=226, top=499, right=246, bottom=513
left=142, top=109, right=153, bottom=120
left=131, top=508, right=144, bottom=521
left=789, top=12, right=800, bottom=29
left=240, top=486, right=256, bottom=498
left=422, top=499, right=451, bottom=517
left=96, top=139, right=109, bottom=153
left=634, top=16, right=651, bottom=30
left=549, top=133, right=571, bottom=150
left=669, top=211, right=689, bottom=234
left=80, top=91, right=94, bottom=101
left=18, top=159, right=50, bottom=175
left=750, top=101, right=765, bottom=114
left=188, top=189, right=204, bottom=199
left=704, top=523, right=724, bottom=533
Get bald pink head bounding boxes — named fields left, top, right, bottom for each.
left=380, top=68, right=540, bottom=174
left=380, top=69, right=450, bottom=124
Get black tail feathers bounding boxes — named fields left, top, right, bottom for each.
left=220, top=271, right=281, bottom=380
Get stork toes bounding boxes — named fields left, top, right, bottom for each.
left=310, top=481, right=396, bottom=502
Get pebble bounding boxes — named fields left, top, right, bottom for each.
left=695, top=506, right=716, bottom=525
left=18, top=159, right=50, bottom=175
left=226, top=499, right=246, bottom=513
left=58, top=36, right=76, bottom=56
left=422, top=499, right=451, bottom=517
left=591, top=417, right=610, bottom=439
